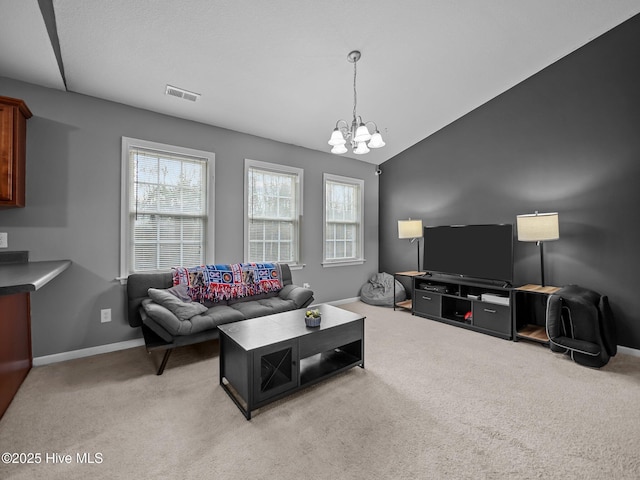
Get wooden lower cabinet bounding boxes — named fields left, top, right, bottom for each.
left=0, top=293, right=32, bottom=419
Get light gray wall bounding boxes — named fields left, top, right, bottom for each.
left=0, top=77, right=379, bottom=357
left=379, top=15, right=640, bottom=349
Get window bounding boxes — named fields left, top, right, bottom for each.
left=245, top=159, right=303, bottom=266
left=323, top=173, right=364, bottom=266
left=120, top=137, right=214, bottom=277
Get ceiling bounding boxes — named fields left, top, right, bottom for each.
left=2, top=1, right=639, bottom=165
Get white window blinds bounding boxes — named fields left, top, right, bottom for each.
left=245, top=160, right=302, bottom=265
left=123, top=140, right=211, bottom=274
left=324, top=174, right=364, bottom=265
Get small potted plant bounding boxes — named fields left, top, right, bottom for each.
left=304, top=308, right=322, bottom=327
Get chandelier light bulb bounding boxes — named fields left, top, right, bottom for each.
left=354, top=141, right=370, bottom=155
left=328, top=128, right=346, bottom=146
left=331, top=143, right=348, bottom=154
left=354, top=123, right=372, bottom=142
left=368, top=131, right=385, bottom=149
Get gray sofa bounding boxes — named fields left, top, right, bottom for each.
left=127, top=263, right=314, bottom=374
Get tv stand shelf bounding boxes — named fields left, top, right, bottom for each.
left=516, top=324, right=549, bottom=342
left=513, top=284, right=561, bottom=344
left=393, top=271, right=425, bottom=311
left=412, top=274, right=512, bottom=339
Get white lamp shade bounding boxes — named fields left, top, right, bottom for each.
left=328, top=128, right=346, bottom=146
left=330, top=143, right=348, bottom=154
left=398, top=219, right=423, bottom=239
left=516, top=212, right=559, bottom=241
left=354, top=141, right=370, bottom=155
left=354, top=124, right=372, bottom=142
left=368, top=131, right=385, bottom=148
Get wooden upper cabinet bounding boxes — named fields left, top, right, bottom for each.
left=0, top=96, right=32, bottom=208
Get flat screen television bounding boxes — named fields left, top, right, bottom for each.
left=422, top=224, right=513, bottom=284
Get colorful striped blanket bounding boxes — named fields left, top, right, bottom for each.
left=172, top=263, right=283, bottom=304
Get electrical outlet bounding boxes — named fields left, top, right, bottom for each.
left=100, top=308, right=111, bottom=323
left=0, top=232, right=7, bottom=248
left=303, top=283, right=311, bottom=289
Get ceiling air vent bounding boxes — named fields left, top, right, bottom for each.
left=165, top=85, right=200, bottom=102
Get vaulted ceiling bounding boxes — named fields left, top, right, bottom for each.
left=2, top=1, right=639, bottom=164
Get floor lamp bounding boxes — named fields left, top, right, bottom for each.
left=398, top=219, right=423, bottom=272
left=516, top=212, right=559, bottom=287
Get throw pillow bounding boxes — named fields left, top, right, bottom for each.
left=167, top=283, right=192, bottom=302
left=148, top=287, right=208, bottom=321
left=140, top=299, right=182, bottom=339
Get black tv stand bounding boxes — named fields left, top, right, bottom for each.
left=424, top=272, right=509, bottom=287
left=412, top=274, right=512, bottom=339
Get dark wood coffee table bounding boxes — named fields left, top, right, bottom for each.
left=218, top=304, right=365, bottom=419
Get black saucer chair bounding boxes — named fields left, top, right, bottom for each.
left=546, top=285, right=617, bottom=368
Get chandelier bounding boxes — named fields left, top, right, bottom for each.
left=327, top=50, right=385, bottom=155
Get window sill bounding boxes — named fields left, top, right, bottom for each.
left=322, top=259, right=366, bottom=268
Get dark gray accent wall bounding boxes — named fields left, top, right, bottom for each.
left=0, top=77, right=379, bottom=357
left=380, top=15, right=640, bottom=349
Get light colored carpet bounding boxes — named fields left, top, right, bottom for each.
left=1, top=301, right=639, bottom=479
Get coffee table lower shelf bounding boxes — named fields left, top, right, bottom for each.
left=299, top=343, right=362, bottom=386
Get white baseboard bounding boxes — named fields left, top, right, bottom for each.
left=617, top=345, right=640, bottom=357
left=323, top=296, right=361, bottom=306
left=33, top=338, right=145, bottom=366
